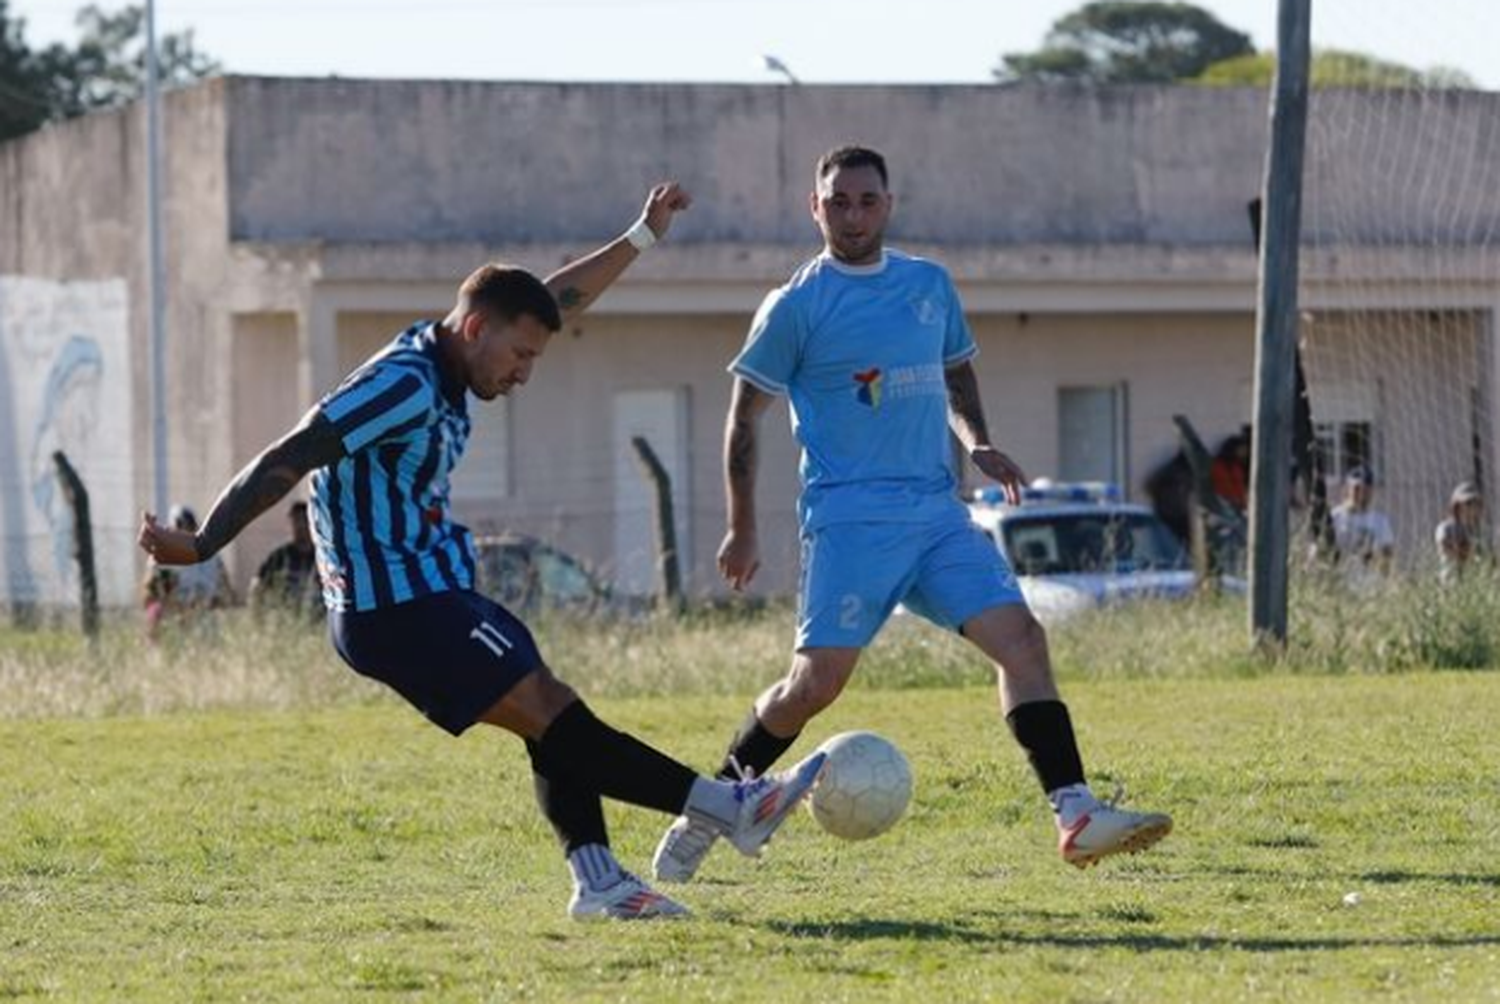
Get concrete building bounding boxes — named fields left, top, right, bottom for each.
left=2, top=78, right=1497, bottom=610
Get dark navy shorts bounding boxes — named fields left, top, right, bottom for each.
left=330, top=589, right=544, bottom=736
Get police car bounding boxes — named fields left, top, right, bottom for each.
left=968, top=481, right=1199, bottom=625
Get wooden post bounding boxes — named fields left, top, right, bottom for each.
left=1249, top=0, right=1313, bottom=648
left=628, top=435, right=684, bottom=613
left=52, top=450, right=99, bottom=639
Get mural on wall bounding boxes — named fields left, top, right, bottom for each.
left=0, top=277, right=134, bottom=610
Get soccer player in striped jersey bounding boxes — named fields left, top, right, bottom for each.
left=652, top=148, right=1172, bottom=884
left=137, top=183, right=827, bottom=921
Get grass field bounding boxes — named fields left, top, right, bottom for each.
left=4, top=605, right=1499, bottom=1003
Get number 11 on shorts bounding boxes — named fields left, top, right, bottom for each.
left=470, top=621, right=515, bottom=659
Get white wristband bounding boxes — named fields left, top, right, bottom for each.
left=624, top=219, right=657, bottom=251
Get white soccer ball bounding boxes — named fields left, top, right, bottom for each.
left=806, top=730, right=913, bottom=841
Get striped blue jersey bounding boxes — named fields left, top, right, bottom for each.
left=308, top=322, right=477, bottom=612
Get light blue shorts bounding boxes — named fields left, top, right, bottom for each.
left=796, top=510, right=1026, bottom=650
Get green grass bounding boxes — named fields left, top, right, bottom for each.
left=4, top=669, right=1499, bottom=1002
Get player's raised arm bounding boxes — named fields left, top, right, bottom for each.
left=544, top=182, right=692, bottom=326
left=944, top=359, right=1026, bottom=505
left=137, top=408, right=345, bottom=566
left=717, top=378, right=774, bottom=591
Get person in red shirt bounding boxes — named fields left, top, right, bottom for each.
left=1210, top=433, right=1250, bottom=512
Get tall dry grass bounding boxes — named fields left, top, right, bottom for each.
left=2, top=569, right=1497, bottom=721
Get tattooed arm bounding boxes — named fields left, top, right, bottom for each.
left=544, top=182, right=692, bottom=326
left=137, top=408, right=345, bottom=565
left=945, top=360, right=1027, bottom=505
left=717, top=378, right=775, bottom=590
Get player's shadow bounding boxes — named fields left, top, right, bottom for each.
left=766, top=917, right=1500, bottom=954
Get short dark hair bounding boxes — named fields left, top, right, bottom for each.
left=815, top=145, right=889, bottom=189
left=288, top=501, right=308, bottom=517
left=459, top=263, right=562, bottom=333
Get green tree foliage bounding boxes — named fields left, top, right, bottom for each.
left=0, top=1, right=218, bottom=143
left=1194, top=49, right=1477, bottom=89
left=0, top=0, right=53, bottom=138
left=997, top=2, right=1254, bottom=84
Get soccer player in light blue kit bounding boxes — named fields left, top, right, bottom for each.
left=654, top=147, right=1172, bottom=882
left=138, top=183, right=827, bottom=921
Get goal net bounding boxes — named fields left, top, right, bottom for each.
left=1295, top=0, right=1500, bottom=576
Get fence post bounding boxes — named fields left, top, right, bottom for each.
left=629, top=435, right=684, bottom=613
left=52, top=450, right=100, bottom=639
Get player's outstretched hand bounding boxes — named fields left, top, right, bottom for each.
left=971, top=446, right=1027, bottom=506
left=717, top=528, right=760, bottom=591
left=137, top=511, right=200, bottom=566
left=639, top=182, right=692, bottom=242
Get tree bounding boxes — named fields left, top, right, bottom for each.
left=0, top=1, right=218, bottom=143
left=1194, top=49, right=1477, bottom=89
left=996, top=2, right=1254, bottom=85
left=0, top=0, right=54, bottom=139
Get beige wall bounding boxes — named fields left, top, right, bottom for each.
left=230, top=311, right=301, bottom=588
left=969, top=312, right=1259, bottom=501
left=5, top=79, right=1499, bottom=608
left=299, top=299, right=1487, bottom=596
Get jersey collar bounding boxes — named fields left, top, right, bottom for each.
left=820, top=249, right=889, bottom=276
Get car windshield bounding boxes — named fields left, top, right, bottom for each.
left=1001, top=511, right=1189, bottom=575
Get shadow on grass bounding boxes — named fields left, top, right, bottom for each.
left=1195, top=863, right=1500, bottom=888
left=1356, top=869, right=1500, bottom=888
left=766, top=917, right=1500, bottom=954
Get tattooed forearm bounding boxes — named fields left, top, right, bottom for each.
left=195, top=413, right=344, bottom=559
left=724, top=381, right=769, bottom=530
left=945, top=362, right=992, bottom=451
left=727, top=411, right=758, bottom=485
left=554, top=286, right=587, bottom=312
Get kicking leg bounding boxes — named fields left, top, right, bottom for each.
left=654, top=647, right=861, bottom=883
left=482, top=666, right=825, bottom=873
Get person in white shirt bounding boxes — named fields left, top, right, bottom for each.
left=1330, top=466, right=1395, bottom=588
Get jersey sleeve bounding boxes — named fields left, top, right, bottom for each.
left=729, top=286, right=803, bottom=395
left=317, top=362, right=437, bottom=454
left=941, top=270, right=978, bottom=367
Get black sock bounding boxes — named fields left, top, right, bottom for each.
left=1005, top=700, right=1087, bottom=795
left=531, top=700, right=698, bottom=816
left=525, top=739, right=609, bottom=854
left=717, top=709, right=799, bottom=780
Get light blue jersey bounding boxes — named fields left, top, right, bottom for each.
left=730, top=249, right=977, bottom=531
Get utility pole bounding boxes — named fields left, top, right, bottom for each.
left=146, top=0, right=169, bottom=514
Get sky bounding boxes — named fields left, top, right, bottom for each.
left=8, top=0, right=1498, bottom=90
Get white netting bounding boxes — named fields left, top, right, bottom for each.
left=1296, top=0, right=1500, bottom=573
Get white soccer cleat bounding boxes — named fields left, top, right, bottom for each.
left=1058, top=795, right=1173, bottom=869
left=567, top=871, right=691, bottom=921
left=652, top=813, right=721, bottom=884
left=723, top=750, right=828, bottom=859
